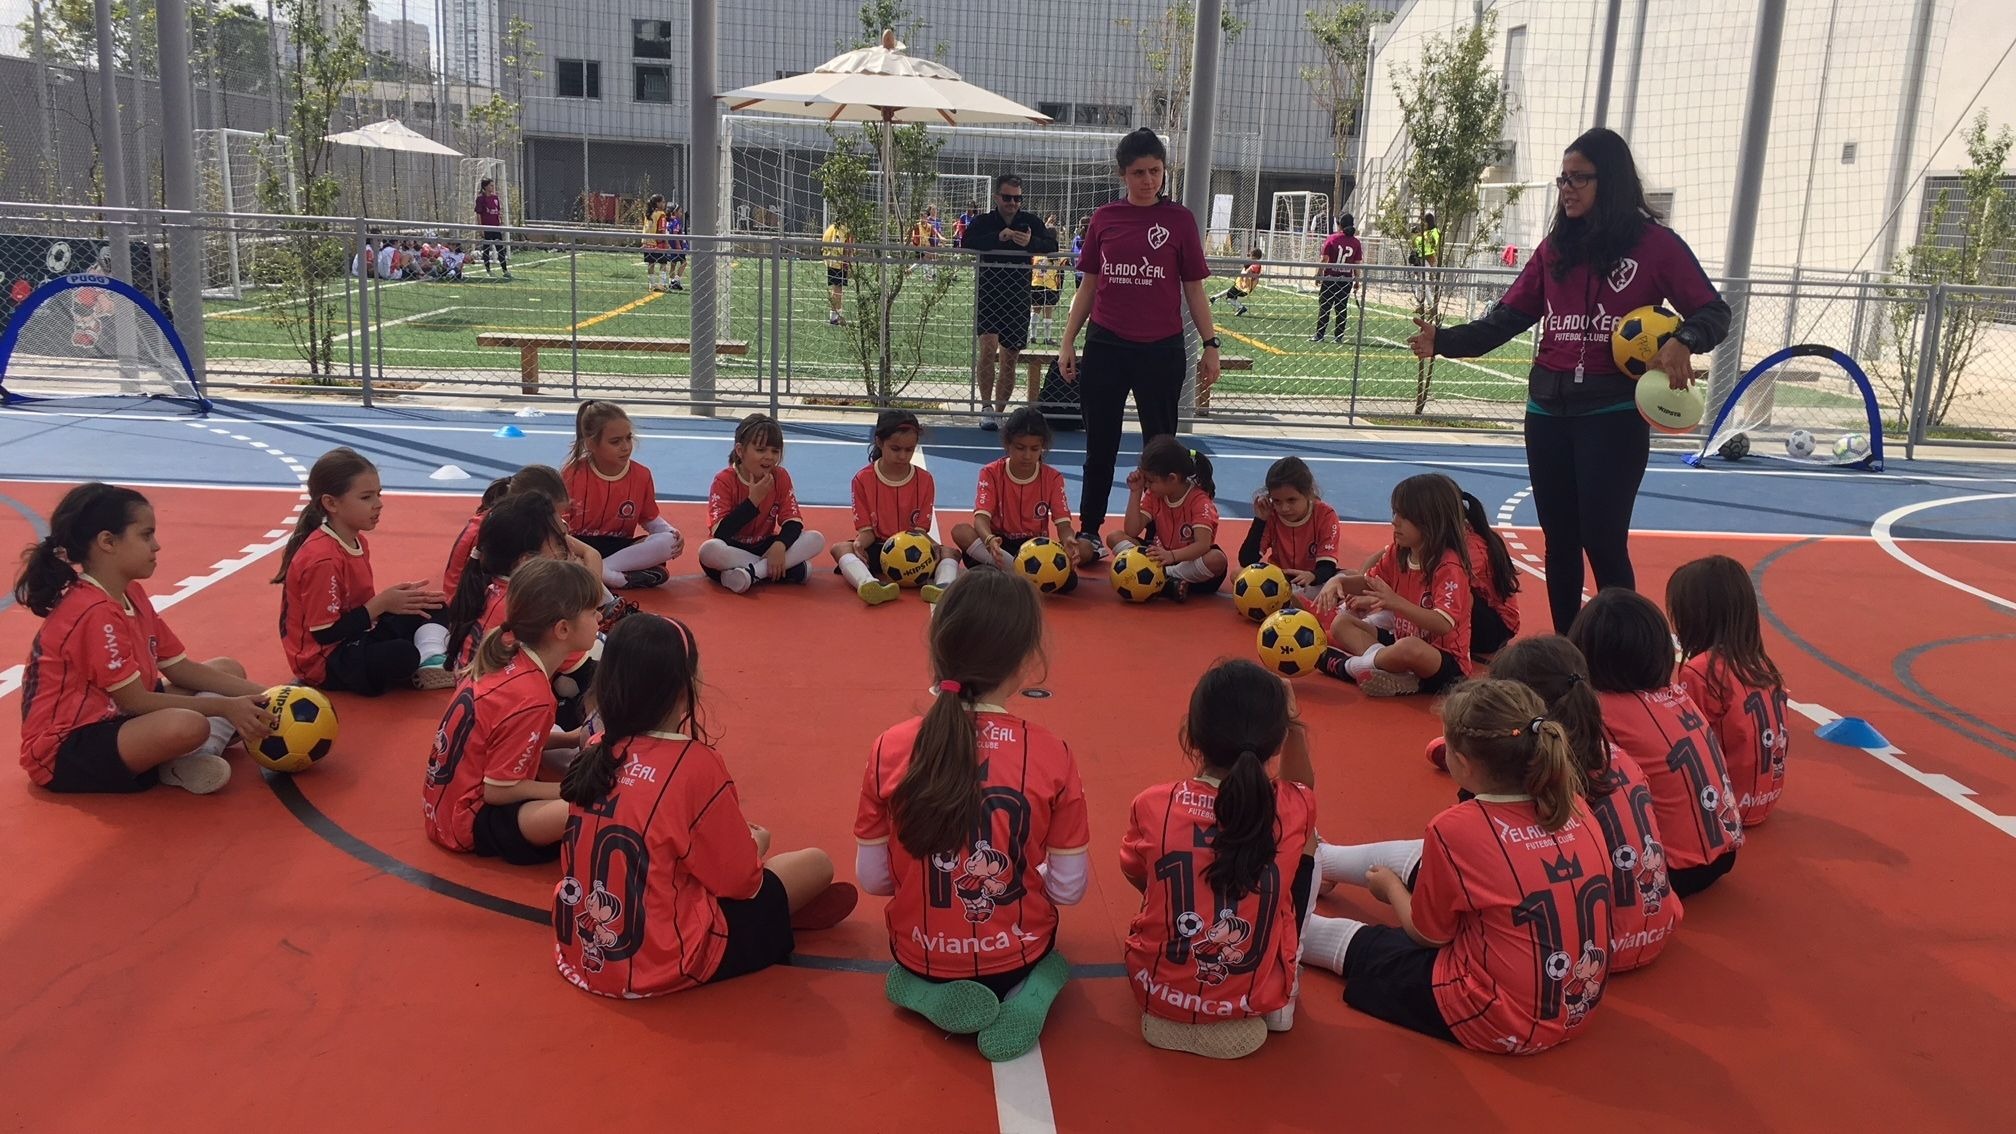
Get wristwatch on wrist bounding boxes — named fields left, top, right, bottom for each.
left=1201, top=337, right=1221, bottom=350
left=1671, top=324, right=1705, bottom=353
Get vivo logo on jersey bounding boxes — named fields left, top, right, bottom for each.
left=101, top=624, right=126, bottom=671
left=1608, top=257, right=1639, bottom=291
left=324, top=576, right=342, bottom=615
left=911, top=924, right=1040, bottom=955
left=1134, top=971, right=1248, bottom=1017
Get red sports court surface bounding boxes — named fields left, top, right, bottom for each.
left=2, top=484, right=2013, bottom=1131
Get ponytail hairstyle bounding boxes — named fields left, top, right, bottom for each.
left=507, top=463, right=569, bottom=510
left=1567, top=588, right=1675, bottom=694
left=273, top=447, right=377, bottom=583
left=1181, top=659, right=1290, bottom=902
left=1442, top=678, right=1583, bottom=831
left=14, top=482, right=148, bottom=616
left=1490, top=636, right=1611, bottom=797
left=1389, top=472, right=1471, bottom=576
left=566, top=400, right=631, bottom=468
left=868, top=408, right=922, bottom=462
left=444, top=492, right=568, bottom=665
left=889, top=567, right=1045, bottom=861
left=1000, top=406, right=1053, bottom=450
left=479, top=476, right=515, bottom=510
left=1442, top=478, right=1518, bottom=598
left=1263, top=456, right=1317, bottom=498
left=1665, top=555, right=1783, bottom=691
left=469, top=557, right=600, bottom=679
left=1139, top=435, right=1216, bottom=499
left=563, top=613, right=706, bottom=806
left=730, top=412, right=786, bottom=467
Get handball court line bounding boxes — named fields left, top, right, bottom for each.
left=1869, top=493, right=2016, bottom=614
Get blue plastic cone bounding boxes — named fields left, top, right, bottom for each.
left=494, top=424, right=525, bottom=439
left=1816, top=717, right=1890, bottom=750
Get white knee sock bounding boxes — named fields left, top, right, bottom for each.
left=698, top=538, right=761, bottom=573
left=604, top=530, right=681, bottom=574
left=782, top=530, right=826, bottom=569
left=1112, top=538, right=1138, bottom=554
left=967, top=536, right=1012, bottom=570
left=838, top=553, right=875, bottom=589
left=1301, top=915, right=1366, bottom=976
left=1315, top=839, right=1424, bottom=889
left=413, top=621, right=450, bottom=660
left=930, top=556, right=959, bottom=588
left=191, top=691, right=237, bottom=757
left=1170, top=557, right=1217, bottom=583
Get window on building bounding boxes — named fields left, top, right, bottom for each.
left=635, top=63, right=674, bottom=104
left=1037, top=101, right=1068, bottom=123
left=774, top=69, right=804, bottom=81
left=1076, top=103, right=1133, bottom=128
left=1841, top=142, right=1858, bottom=164
left=633, top=19, right=672, bottom=59
left=1503, top=26, right=1527, bottom=92
left=557, top=59, right=601, bottom=100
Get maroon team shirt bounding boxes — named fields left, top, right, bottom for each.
left=1319, top=233, right=1363, bottom=278
left=1496, top=223, right=1720, bottom=377
left=1077, top=199, right=1210, bottom=342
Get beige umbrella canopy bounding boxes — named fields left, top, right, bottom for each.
left=326, top=119, right=463, bottom=217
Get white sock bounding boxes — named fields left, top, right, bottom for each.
left=1170, top=557, right=1216, bottom=583
left=414, top=621, right=450, bottom=660
left=191, top=691, right=236, bottom=757
left=1344, top=642, right=1384, bottom=681
left=1315, top=839, right=1424, bottom=888
left=930, top=556, right=959, bottom=588
left=967, top=536, right=992, bottom=565
left=1301, top=915, right=1365, bottom=976
left=1364, top=609, right=1398, bottom=631
left=838, top=553, right=875, bottom=589
left=748, top=558, right=772, bottom=581
left=698, top=538, right=761, bottom=573
left=1112, top=538, right=1138, bottom=554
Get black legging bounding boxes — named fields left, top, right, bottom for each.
left=1524, top=406, right=1651, bottom=633
left=1076, top=327, right=1185, bottom=534
left=1314, top=278, right=1353, bottom=337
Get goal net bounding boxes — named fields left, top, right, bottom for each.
left=0, top=274, right=209, bottom=414
left=1264, top=191, right=1331, bottom=292
left=1691, top=344, right=1883, bottom=470
left=196, top=128, right=296, bottom=299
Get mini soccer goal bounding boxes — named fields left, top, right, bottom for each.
left=196, top=128, right=297, bottom=299
left=1264, top=191, right=1331, bottom=292
left=1689, top=344, right=1882, bottom=471
left=0, top=274, right=209, bottom=415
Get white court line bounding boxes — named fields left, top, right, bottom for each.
left=202, top=255, right=566, bottom=318
left=991, top=1046, right=1059, bottom=1134
left=1868, top=493, right=2016, bottom=614
left=1787, top=700, right=2016, bottom=839
left=331, top=305, right=461, bottom=343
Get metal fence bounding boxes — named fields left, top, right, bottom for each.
left=3, top=202, right=2014, bottom=449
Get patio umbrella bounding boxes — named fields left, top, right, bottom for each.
left=326, top=119, right=464, bottom=216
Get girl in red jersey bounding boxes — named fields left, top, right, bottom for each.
left=1314, top=473, right=1475, bottom=696
left=276, top=448, right=445, bottom=695
left=1452, top=480, right=1521, bottom=659
left=1493, top=636, right=1680, bottom=973
left=856, top=568, right=1090, bottom=1061
left=830, top=410, right=956, bottom=606
left=16, top=483, right=277, bottom=795
left=1121, top=659, right=1316, bottom=1060
left=1108, top=436, right=1228, bottom=602
left=423, top=558, right=601, bottom=864
left=951, top=407, right=1087, bottom=589
left=696, top=413, right=827, bottom=594
left=1569, top=588, right=1744, bottom=896
left=553, top=613, right=856, bottom=997
left=1304, top=680, right=1613, bottom=1055
left=1667, top=555, right=1790, bottom=827
left=563, top=400, right=684, bottom=590
left=1239, top=456, right=1344, bottom=606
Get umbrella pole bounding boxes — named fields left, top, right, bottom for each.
left=879, top=115, right=894, bottom=401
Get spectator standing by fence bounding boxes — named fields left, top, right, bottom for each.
left=964, top=175, right=1057, bottom=431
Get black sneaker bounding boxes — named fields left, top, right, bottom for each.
left=1316, top=647, right=1353, bottom=681
left=1075, top=533, right=1107, bottom=564
left=598, top=597, right=641, bottom=634
left=622, top=567, right=669, bottom=589
left=1161, top=577, right=1189, bottom=603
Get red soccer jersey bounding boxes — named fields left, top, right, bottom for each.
left=1262, top=501, right=1343, bottom=574
left=1678, top=653, right=1789, bottom=827
left=1369, top=545, right=1475, bottom=674
left=707, top=464, right=804, bottom=544
left=975, top=459, right=1071, bottom=540
left=1596, top=686, right=1745, bottom=870
left=453, top=578, right=511, bottom=670
left=1142, top=486, right=1219, bottom=552
left=19, top=576, right=187, bottom=785
left=281, top=526, right=379, bottom=686
left=564, top=459, right=662, bottom=540
left=1413, top=796, right=1613, bottom=1054
left=422, top=650, right=557, bottom=852
left=1582, top=746, right=1682, bottom=973
left=1121, top=778, right=1316, bottom=1022
left=554, top=731, right=766, bottom=997
left=855, top=708, right=1091, bottom=979
left=441, top=511, right=484, bottom=605
left=1466, top=530, right=1521, bottom=636
left=850, top=461, right=936, bottom=541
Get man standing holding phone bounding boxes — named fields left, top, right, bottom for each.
left=964, top=174, right=1058, bottom=430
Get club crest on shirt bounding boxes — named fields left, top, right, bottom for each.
left=618, top=501, right=637, bottom=519
left=1147, top=223, right=1170, bottom=250
left=1608, top=257, right=1639, bottom=291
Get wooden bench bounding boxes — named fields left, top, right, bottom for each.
left=1018, top=350, right=1253, bottom=405
left=475, top=333, right=751, bottom=394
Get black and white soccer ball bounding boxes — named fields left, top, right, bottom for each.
left=1718, top=432, right=1751, bottom=462
left=44, top=240, right=72, bottom=275
left=558, top=876, right=584, bottom=906
left=1613, top=844, right=1638, bottom=872
left=1175, top=911, right=1205, bottom=938
left=1699, top=785, right=1721, bottom=812
left=1544, top=950, right=1573, bottom=981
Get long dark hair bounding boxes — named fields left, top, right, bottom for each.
left=1263, top=456, right=1317, bottom=498
left=1666, top=555, right=1783, bottom=691
left=481, top=463, right=570, bottom=511
left=1491, top=636, right=1611, bottom=797
left=889, top=568, right=1044, bottom=860
left=14, top=483, right=148, bottom=616
left=1389, top=473, right=1471, bottom=576
left=1182, top=659, right=1290, bottom=903
left=1001, top=406, right=1053, bottom=449
left=1548, top=127, right=1662, bottom=281
left=444, top=492, right=567, bottom=665
left=562, top=614, right=706, bottom=806
left=1439, top=477, right=1517, bottom=598
left=1567, top=588, right=1675, bottom=694
left=1140, top=435, right=1216, bottom=499
left=274, top=448, right=376, bottom=583
left=868, top=409, right=922, bottom=461
left=470, top=557, right=600, bottom=679
left=1443, top=679, right=1582, bottom=831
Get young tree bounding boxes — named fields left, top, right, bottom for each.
left=465, top=16, right=540, bottom=220
left=1302, top=1, right=1390, bottom=212
left=1114, top=1, right=1246, bottom=197
left=1375, top=11, right=1518, bottom=414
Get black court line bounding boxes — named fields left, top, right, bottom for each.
left=1893, top=634, right=2016, bottom=749
left=262, top=770, right=1126, bottom=979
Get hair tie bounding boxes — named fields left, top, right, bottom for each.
left=938, top=680, right=962, bottom=695
left=1236, top=748, right=1258, bottom=762
left=1530, top=717, right=1548, bottom=736
left=1567, top=672, right=1586, bottom=686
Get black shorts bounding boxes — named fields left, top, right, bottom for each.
left=708, top=869, right=797, bottom=983
left=42, top=717, right=156, bottom=794
left=668, top=252, right=687, bottom=265
left=976, top=292, right=1030, bottom=351
left=643, top=250, right=668, bottom=265
left=472, top=800, right=561, bottom=866
left=1032, top=287, right=1060, bottom=308
left=1291, top=853, right=1314, bottom=926
left=903, top=941, right=1057, bottom=999
left=1339, top=924, right=1458, bottom=1045
left=1670, top=849, right=1738, bottom=898
left=1471, top=594, right=1514, bottom=658
left=1375, top=628, right=1467, bottom=694
left=576, top=533, right=638, bottom=559
left=827, top=268, right=850, bottom=289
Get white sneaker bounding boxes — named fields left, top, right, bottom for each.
left=157, top=753, right=231, bottom=794
left=720, top=565, right=755, bottom=594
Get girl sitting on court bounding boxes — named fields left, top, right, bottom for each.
left=856, top=568, right=1089, bottom=1061
left=1452, top=479, right=1521, bottom=659
left=1239, top=456, right=1344, bottom=605
left=16, top=483, right=278, bottom=795
left=1313, top=473, right=1476, bottom=696
left=562, top=400, right=684, bottom=590
left=422, top=558, right=602, bottom=865
left=831, top=410, right=957, bottom=606
left=1668, top=555, right=1789, bottom=827
left=1492, top=636, right=1681, bottom=973
left=554, top=613, right=856, bottom=997
left=1303, top=679, right=1612, bottom=1055
left=951, top=406, right=1087, bottom=589
left=1569, top=588, right=1744, bottom=896
left=697, top=412, right=827, bottom=594
left=276, top=447, right=445, bottom=695
left=1109, top=437, right=1228, bottom=602
left=1121, top=659, right=1316, bottom=1060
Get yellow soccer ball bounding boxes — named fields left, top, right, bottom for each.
left=1233, top=562, right=1292, bottom=623
left=1611, top=303, right=1682, bottom=377
left=256, top=684, right=339, bottom=773
left=1110, top=548, right=1167, bottom=603
left=1014, top=537, right=1074, bottom=594
left=879, top=530, right=938, bottom=588
left=1256, top=608, right=1329, bottom=678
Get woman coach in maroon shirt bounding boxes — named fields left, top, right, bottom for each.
left=1058, top=128, right=1221, bottom=557
left=1410, top=128, right=1730, bottom=634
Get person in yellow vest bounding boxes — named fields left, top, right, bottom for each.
left=1029, top=251, right=1064, bottom=345
left=822, top=220, right=852, bottom=327
left=1411, top=212, right=1442, bottom=266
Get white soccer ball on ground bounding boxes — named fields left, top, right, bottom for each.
left=1785, top=429, right=1816, bottom=459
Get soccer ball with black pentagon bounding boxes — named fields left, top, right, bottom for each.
left=1610, top=303, right=1681, bottom=377
left=1718, top=432, right=1751, bottom=461
left=1109, top=548, right=1166, bottom=603
left=879, top=530, right=938, bottom=587
left=1256, top=608, right=1327, bottom=677
left=255, top=684, right=339, bottom=773
left=1232, top=562, right=1291, bottom=623
left=1014, top=536, right=1074, bottom=593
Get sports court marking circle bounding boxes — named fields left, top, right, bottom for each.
left=1868, top=492, right=2016, bottom=614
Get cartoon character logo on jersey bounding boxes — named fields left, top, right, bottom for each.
left=937, top=841, right=1017, bottom=922
left=1562, top=942, right=1607, bottom=1027
left=1763, top=725, right=1787, bottom=775
left=1636, top=837, right=1671, bottom=913
left=1705, top=777, right=1745, bottom=846
left=424, top=726, right=451, bottom=786
left=1191, top=910, right=1254, bottom=987
left=573, top=882, right=625, bottom=974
